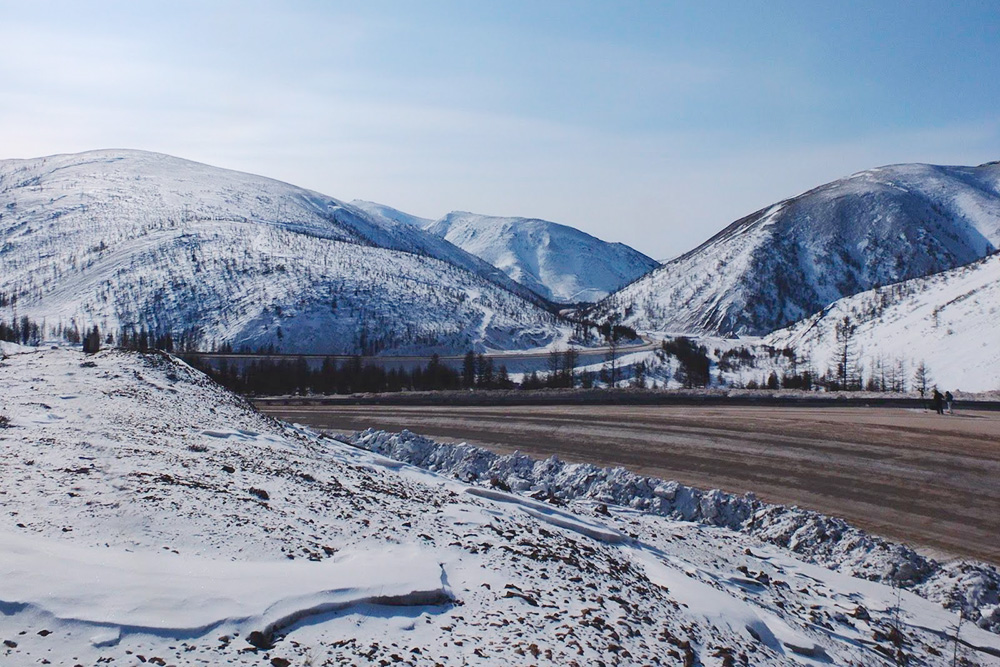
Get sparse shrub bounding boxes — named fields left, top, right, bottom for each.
left=187, top=443, right=209, bottom=453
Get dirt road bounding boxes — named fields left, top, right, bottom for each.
left=259, top=403, right=1000, bottom=565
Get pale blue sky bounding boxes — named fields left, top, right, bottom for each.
left=2, top=1, right=998, bottom=257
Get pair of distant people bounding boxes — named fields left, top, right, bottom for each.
left=931, top=388, right=954, bottom=415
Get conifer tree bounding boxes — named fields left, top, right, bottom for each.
left=82, top=325, right=101, bottom=354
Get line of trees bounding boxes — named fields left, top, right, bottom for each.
left=0, top=317, right=204, bottom=354
left=186, top=353, right=519, bottom=396
left=2, top=313, right=938, bottom=397
left=0, top=316, right=42, bottom=346
left=460, top=351, right=515, bottom=390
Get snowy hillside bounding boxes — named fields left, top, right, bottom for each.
left=0, top=150, right=573, bottom=354
left=596, top=161, right=1000, bottom=336
left=351, top=199, right=433, bottom=229
left=358, top=203, right=659, bottom=303
left=3, top=347, right=1000, bottom=665
left=767, top=252, right=1000, bottom=393
left=425, top=212, right=659, bottom=303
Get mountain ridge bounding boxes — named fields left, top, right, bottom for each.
left=0, top=149, right=577, bottom=354
left=354, top=202, right=659, bottom=304
left=593, top=160, right=1000, bottom=336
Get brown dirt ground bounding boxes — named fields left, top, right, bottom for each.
left=259, top=403, right=1000, bottom=565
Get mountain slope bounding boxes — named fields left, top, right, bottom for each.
left=595, top=161, right=1000, bottom=335
left=351, top=199, right=433, bottom=229
left=2, top=346, right=999, bottom=664
left=0, top=149, right=570, bottom=354
left=766, top=252, right=1000, bottom=392
left=421, top=211, right=659, bottom=303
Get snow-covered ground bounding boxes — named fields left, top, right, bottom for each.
left=2, top=346, right=1000, bottom=665
left=767, top=253, right=1000, bottom=392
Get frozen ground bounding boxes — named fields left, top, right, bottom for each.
left=2, top=346, right=1000, bottom=665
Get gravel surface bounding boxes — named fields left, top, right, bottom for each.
left=259, top=403, right=1000, bottom=565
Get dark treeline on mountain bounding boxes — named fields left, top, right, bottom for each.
left=185, top=353, right=520, bottom=396
left=116, top=326, right=203, bottom=354
left=0, top=317, right=204, bottom=354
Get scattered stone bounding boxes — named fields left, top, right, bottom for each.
left=246, top=630, right=274, bottom=650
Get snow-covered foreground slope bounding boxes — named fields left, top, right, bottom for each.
left=767, top=253, right=1000, bottom=392
left=596, top=161, right=1000, bottom=336
left=3, top=347, right=1000, bottom=665
left=0, top=150, right=571, bottom=354
left=357, top=203, right=659, bottom=303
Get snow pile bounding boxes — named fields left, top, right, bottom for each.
left=1, top=532, right=449, bottom=648
left=349, top=427, right=1000, bottom=633
left=3, top=346, right=1000, bottom=665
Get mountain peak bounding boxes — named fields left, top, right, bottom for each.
left=0, top=150, right=569, bottom=354
left=593, top=160, right=1000, bottom=336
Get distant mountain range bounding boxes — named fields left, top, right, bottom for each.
left=353, top=202, right=658, bottom=303
left=592, top=162, right=1000, bottom=336
left=0, top=150, right=577, bottom=354
left=3, top=150, right=998, bottom=389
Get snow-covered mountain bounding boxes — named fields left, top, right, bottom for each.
left=0, top=150, right=576, bottom=354
left=596, top=161, right=1000, bottom=336
left=766, top=252, right=1000, bottom=392
left=356, top=203, right=659, bottom=303
left=351, top=199, right=433, bottom=229
left=426, top=212, right=659, bottom=303
left=3, top=346, right=999, bottom=664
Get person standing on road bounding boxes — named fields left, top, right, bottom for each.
left=945, top=390, right=954, bottom=415
left=932, top=388, right=944, bottom=415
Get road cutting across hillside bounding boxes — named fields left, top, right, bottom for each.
left=258, top=402, right=1000, bottom=565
